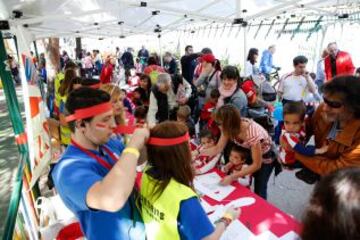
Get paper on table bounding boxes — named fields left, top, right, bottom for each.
left=224, top=197, right=256, bottom=209
left=220, top=219, right=301, bottom=240
left=194, top=172, right=235, bottom=201
left=200, top=199, right=217, bottom=214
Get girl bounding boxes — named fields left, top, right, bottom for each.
left=58, top=72, right=82, bottom=146
left=140, top=121, right=239, bottom=240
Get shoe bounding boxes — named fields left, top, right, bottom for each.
left=295, top=168, right=320, bottom=184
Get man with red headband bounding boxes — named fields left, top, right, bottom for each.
left=52, top=87, right=149, bottom=239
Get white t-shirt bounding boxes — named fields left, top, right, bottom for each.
left=278, top=73, right=311, bottom=101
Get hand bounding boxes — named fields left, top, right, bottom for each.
left=266, top=104, right=274, bottom=112
left=224, top=205, right=241, bottom=221
left=128, top=128, right=150, bottom=150
left=220, top=175, right=234, bottom=186
left=316, top=144, right=329, bottom=155
left=280, top=136, right=292, bottom=151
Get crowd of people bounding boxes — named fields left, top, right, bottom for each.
left=36, top=42, right=360, bottom=239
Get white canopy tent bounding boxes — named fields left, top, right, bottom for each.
left=0, top=0, right=359, bottom=40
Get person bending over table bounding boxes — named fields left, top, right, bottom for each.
left=198, top=105, right=274, bottom=199
left=52, top=87, right=149, bottom=239
left=140, top=121, right=239, bottom=240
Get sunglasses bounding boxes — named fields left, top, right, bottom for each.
left=323, top=97, right=343, bottom=109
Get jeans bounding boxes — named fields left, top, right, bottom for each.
left=253, top=162, right=274, bottom=200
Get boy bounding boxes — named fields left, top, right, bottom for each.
left=200, top=89, right=220, bottom=129
left=177, top=105, right=195, bottom=137
left=279, top=102, right=328, bottom=183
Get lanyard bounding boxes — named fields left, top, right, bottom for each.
left=71, top=139, right=118, bottom=170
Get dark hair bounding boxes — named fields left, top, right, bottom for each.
left=283, top=102, right=306, bottom=121
left=171, top=73, right=184, bottom=93
left=293, top=55, right=308, bottom=66
left=146, top=121, right=194, bottom=199
left=81, top=78, right=100, bottom=87
left=356, top=67, right=360, bottom=75
left=185, top=45, right=193, bottom=52
left=214, top=105, right=241, bottom=139
left=148, top=56, right=158, bottom=65
left=301, top=168, right=360, bottom=240
left=199, top=129, right=217, bottom=142
left=247, top=48, right=259, bottom=65
left=220, top=65, right=241, bottom=84
left=210, top=88, right=221, bottom=99
left=323, top=75, right=360, bottom=118
left=139, top=74, right=152, bottom=91
left=59, top=69, right=79, bottom=96
left=66, top=87, right=111, bottom=132
left=231, top=145, right=249, bottom=159
left=134, top=105, right=148, bottom=119
left=201, top=48, right=212, bottom=54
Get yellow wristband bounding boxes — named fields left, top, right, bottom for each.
left=123, top=147, right=140, bottom=158
left=223, top=213, right=233, bottom=221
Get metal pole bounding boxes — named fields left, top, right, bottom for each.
left=0, top=30, right=29, bottom=240
left=158, top=35, right=163, bottom=67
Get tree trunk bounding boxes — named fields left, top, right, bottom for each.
left=43, top=37, right=60, bottom=82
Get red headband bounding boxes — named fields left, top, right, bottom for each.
left=148, top=132, right=190, bottom=146
left=114, top=125, right=190, bottom=146
left=66, top=102, right=113, bottom=122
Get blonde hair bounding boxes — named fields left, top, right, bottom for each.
left=100, top=84, right=125, bottom=125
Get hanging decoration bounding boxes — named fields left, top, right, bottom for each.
left=291, top=16, right=306, bottom=40
left=277, top=18, right=289, bottom=39
left=254, top=20, right=263, bottom=39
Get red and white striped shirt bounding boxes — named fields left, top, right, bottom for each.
left=233, top=118, right=273, bottom=163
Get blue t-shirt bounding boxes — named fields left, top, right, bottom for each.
left=178, top=197, right=214, bottom=240
left=52, top=138, right=145, bottom=240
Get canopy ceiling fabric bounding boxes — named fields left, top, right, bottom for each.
left=1, top=0, right=359, bottom=39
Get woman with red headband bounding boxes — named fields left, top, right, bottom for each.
left=140, top=121, right=239, bottom=240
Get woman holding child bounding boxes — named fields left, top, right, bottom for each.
left=199, top=104, right=274, bottom=199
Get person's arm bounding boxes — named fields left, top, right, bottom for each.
left=244, top=61, right=253, bottom=77
left=231, top=142, right=262, bottom=178
left=295, top=141, right=360, bottom=175
left=193, top=73, right=208, bottom=87
left=284, top=133, right=316, bottom=156
left=305, top=73, right=317, bottom=94
left=230, top=93, right=248, bottom=118
left=200, top=133, right=229, bottom=157
left=86, top=128, right=149, bottom=212
left=346, top=54, right=355, bottom=74
left=146, top=92, right=158, bottom=126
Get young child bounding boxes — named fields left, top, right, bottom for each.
left=279, top=102, right=328, bottom=183
left=200, top=89, right=220, bottom=128
left=120, top=89, right=135, bottom=114
left=134, top=105, right=148, bottom=128
left=221, top=145, right=251, bottom=187
left=127, top=68, right=140, bottom=87
left=192, top=130, right=221, bottom=174
left=131, top=87, right=146, bottom=107
left=177, top=105, right=196, bottom=138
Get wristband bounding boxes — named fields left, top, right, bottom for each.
left=123, top=147, right=140, bottom=158
left=214, top=217, right=232, bottom=227
left=223, top=213, right=234, bottom=221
